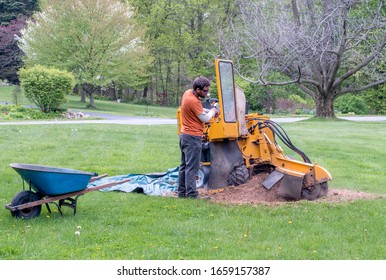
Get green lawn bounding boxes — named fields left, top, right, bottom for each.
left=0, top=121, right=385, bottom=260
left=66, top=95, right=178, bottom=118
left=0, top=85, right=177, bottom=118
left=0, top=85, right=15, bottom=103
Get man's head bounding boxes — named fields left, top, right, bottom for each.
left=193, top=76, right=210, bottom=98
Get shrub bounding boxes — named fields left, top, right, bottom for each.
left=132, top=98, right=153, bottom=106
left=0, top=104, right=63, bottom=120
left=363, top=85, right=386, bottom=115
left=334, top=94, right=370, bottom=115
left=19, top=65, right=75, bottom=113
left=276, top=98, right=298, bottom=114
left=288, top=94, right=307, bottom=105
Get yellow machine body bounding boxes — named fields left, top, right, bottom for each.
left=177, top=59, right=332, bottom=200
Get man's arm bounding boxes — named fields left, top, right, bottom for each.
left=197, top=108, right=219, bottom=123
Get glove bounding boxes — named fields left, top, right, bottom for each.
left=212, top=108, right=220, bottom=118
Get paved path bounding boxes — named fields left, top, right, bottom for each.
left=337, top=116, right=386, bottom=122
left=0, top=111, right=385, bottom=126
left=0, top=117, right=177, bottom=125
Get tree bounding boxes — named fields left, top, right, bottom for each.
left=0, top=0, right=39, bottom=25
left=219, top=0, right=386, bottom=117
left=0, top=17, right=26, bottom=84
left=129, top=0, right=237, bottom=106
left=18, top=0, right=149, bottom=108
left=0, top=0, right=39, bottom=84
left=129, top=0, right=208, bottom=105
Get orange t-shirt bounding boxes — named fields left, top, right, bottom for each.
left=180, top=89, right=205, bottom=136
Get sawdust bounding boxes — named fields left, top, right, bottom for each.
left=197, top=173, right=385, bottom=205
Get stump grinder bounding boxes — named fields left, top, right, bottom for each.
left=177, top=59, right=332, bottom=200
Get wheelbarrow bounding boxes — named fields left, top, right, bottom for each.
left=5, top=163, right=130, bottom=219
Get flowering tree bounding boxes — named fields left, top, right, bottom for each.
left=18, top=0, right=149, bottom=108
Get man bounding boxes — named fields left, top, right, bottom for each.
left=178, top=76, right=219, bottom=198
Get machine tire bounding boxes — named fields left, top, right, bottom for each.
left=301, top=182, right=328, bottom=200
left=196, top=168, right=205, bottom=188
left=227, top=163, right=249, bottom=186
left=11, top=190, right=42, bottom=219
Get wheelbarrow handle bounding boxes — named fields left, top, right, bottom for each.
left=6, top=178, right=131, bottom=212
left=89, top=174, right=108, bottom=183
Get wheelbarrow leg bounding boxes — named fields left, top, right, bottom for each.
left=49, top=201, right=64, bottom=216
left=59, top=198, right=77, bottom=215
left=45, top=203, right=52, bottom=214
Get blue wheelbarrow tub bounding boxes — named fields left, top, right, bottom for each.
left=10, top=163, right=98, bottom=196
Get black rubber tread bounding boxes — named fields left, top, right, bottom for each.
left=227, top=163, right=250, bottom=186
left=301, top=182, right=329, bottom=200
left=11, top=190, right=42, bottom=219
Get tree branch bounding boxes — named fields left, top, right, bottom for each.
left=298, top=83, right=317, bottom=99
left=333, top=30, right=386, bottom=88
left=326, top=6, right=349, bottom=90
left=337, top=78, right=386, bottom=96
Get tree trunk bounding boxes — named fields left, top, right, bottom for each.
left=143, top=86, right=148, bottom=99
left=89, top=91, right=95, bottom=108
left=315, top=94, right=335, bottom=118
left=86, top=84, right=95, bottom=108
left=80, top=84, right=86, bottom=103
left=111, top=86, right=117, bottom=101
left=291, top=0, right=300, bottom=27
left=176, top=60, right=181, bottom=107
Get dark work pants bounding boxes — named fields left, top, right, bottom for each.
left=178, top=133, right=202, bottom=198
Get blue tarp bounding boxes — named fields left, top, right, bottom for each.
left=87, top=167, right=179, bottom=196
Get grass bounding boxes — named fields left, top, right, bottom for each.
left=0, top=85, right=16, bottom=103
left=66, top=95, right=178, bottom=118
left=0, top=85, right=177, bottom=118
left=281, top=119, right=386, bottom=194
left=0, top=85, right=385, bottom=260
left=0, top=121, right=385, bottom=260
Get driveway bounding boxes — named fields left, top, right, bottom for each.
left=337, top=116, right=386, bottom=122
left=0, top=117, right=177, bottom=125
left=0, top=111, right=385, bottom=125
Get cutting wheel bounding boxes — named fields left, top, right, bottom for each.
left=301, top=182, right=329, bottom=200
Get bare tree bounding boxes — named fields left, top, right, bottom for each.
left=219, top=0, right=386, bottom=117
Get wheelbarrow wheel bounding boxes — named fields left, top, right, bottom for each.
left=11, top=190, right=42, bottom=219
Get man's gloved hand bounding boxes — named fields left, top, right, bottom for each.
left=212, top=107, right=220, bottom=118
